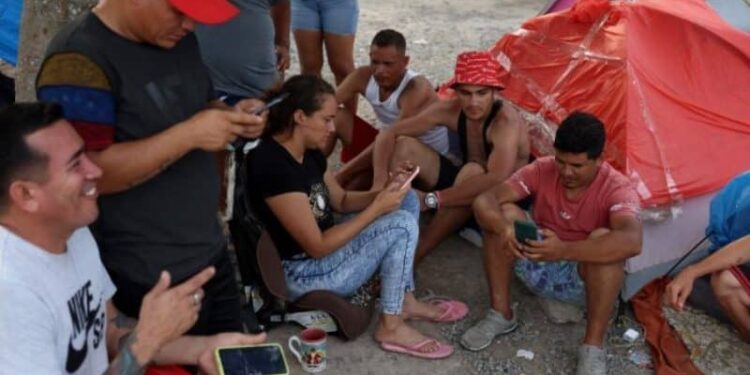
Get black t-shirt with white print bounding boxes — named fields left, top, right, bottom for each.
left=246, top=138, right=334, bottom=260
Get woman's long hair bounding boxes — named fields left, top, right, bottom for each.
left=263, top=75, right=335, bottom=138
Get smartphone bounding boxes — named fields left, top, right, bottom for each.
left=397, top=165, right=420, bottom=190
left=514, top=220, right=541, bottom=244
left=249, top=92, right=290, bottom=115
left=229, top=93, right=291, bottom=152
left=215, top=343, right=289, bottom=375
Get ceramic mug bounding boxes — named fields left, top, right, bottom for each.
left=288, top=327, right=327, bottom=373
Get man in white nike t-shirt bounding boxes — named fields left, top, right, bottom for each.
left=0, top=103, right=265, bottom=375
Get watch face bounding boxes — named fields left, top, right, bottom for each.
left=425, top=193, right=437, bottom=208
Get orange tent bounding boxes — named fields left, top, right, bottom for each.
left=443, top=0, right=750, bottom=207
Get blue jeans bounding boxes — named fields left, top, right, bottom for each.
left=282, top=191, right=419, bottom=315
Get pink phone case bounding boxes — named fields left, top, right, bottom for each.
left=398, top=166, right=420, bottom=190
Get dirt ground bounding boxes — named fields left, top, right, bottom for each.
left=264, top=1, right=655, bottom=374
left=349, top=0, right=548, bottom=86
left=266, top=234, right=656, bottom=375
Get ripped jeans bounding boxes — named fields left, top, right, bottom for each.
left=282, top=190, right=419, bottom=315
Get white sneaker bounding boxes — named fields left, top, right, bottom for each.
left=576, top=345, right=607, bottom=375
left=460, top=308, right=518, bottom=351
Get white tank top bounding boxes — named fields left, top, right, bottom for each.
left=364, top=70, right=450, bottom=156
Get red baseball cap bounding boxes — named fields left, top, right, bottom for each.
left=451, top=51, right=506, bottom=89
left=168, top=0, right=239, bottom=25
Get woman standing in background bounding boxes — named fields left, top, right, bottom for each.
left=291, top=0, right=359, bottom=85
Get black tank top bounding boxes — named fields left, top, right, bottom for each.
left=457, top=100, right=503, bottom=164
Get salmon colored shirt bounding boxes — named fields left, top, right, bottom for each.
left=507, top=156, right=640, bottom=242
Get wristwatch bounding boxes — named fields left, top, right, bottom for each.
left=424, top=192, right=440, bottom=209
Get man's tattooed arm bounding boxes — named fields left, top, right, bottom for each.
left=103, top=332, right=148, bottom=375
left=103, top=307, right=158, bottom=375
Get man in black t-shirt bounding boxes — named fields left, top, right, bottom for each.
left=36, top=0, right=265, bottom=335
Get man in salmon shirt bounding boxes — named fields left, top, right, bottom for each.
left=461, top=112, right=642, bottom=375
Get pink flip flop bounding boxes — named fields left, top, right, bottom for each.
left=429, top=299, right=469, bottom=322
left=412, top=299, right=469, bottom=323
left=380, top=339, right=454, bottom=359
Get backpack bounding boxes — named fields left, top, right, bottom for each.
left=227, top=147, right=285, bottom=332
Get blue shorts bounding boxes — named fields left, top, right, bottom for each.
left=291, top=0, right=359, bottom=35
left=514, top=259, right=586, bottom=306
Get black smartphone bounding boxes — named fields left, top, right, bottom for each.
left=514, top=220, right=541, bottom=244
left=215, top=344, right=289, bottom=375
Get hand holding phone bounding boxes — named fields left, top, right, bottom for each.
left=247, top=93, right=290, bottom=115
left=513, top=220, right=541, bottom=245
left=227, top=93, right=290, bottom=152
left=397, top=165, right=420, bottom=190
left=390, top=162, right=420, bottom=191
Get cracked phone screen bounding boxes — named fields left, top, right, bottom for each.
left=218, top=345, right=287, bottom=375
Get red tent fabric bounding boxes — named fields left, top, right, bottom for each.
left=631, top=278, right=703, bottom=375
left=443, top=0, right=750, bottom=207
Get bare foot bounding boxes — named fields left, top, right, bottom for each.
left=374, top=319, right=442, bottom=353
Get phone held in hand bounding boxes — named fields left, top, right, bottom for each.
left=228, top=93, right=291, bottom=152
left=249, top=92, right=290, bottom=115
left=397, top=165, right=420, bottom=190
left=215, top=343, right=289, bottom=375
left=514, top=220, right=541, bottom=244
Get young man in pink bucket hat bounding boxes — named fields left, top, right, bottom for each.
left=371, top=50, right=531, bottom=265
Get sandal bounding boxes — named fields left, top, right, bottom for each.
left=411, top=298, right=469, bottom=323
left=380, top=339, right=454, bottom=359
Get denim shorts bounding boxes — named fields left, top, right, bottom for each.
left=291, top=0, right=359, bottom=35
left=514, top=259, right=586, bottom=306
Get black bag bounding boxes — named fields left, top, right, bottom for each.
left=227, top=148, right=284, bottom=332
left=228, top=150, right=263, bottom=286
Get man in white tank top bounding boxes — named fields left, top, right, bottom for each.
left=332, top=29, right=450, bottom=189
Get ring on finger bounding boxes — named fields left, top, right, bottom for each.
left=192, top=292, right=201, bottom=306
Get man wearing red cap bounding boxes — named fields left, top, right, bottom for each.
left=371, top=50, right=530, bottom=264
left=35, top=0, right=264, bottom=336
